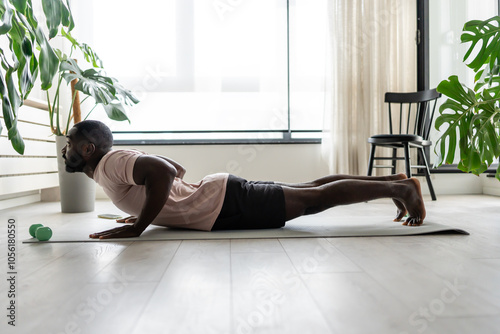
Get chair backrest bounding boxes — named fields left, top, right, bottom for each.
left=385, top=88, right=441, bottom=139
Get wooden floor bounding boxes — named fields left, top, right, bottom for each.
left=1, top=195, right=500, bottom=334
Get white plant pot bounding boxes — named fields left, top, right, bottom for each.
left=55, top=136, right=96, bottom=213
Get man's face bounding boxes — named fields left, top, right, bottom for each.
left=61, top=128, right=87, bottom=173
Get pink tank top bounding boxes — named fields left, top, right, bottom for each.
left=93, top=149, right=228, bottom=231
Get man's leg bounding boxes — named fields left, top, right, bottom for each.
left=282, top=178, right=425, bottom=226
left=276, top=173, right=407, bottom=188
left=277, top=173, right=408, bottom=221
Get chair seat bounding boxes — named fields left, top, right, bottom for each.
left=368, top=134, right=431, bottom=146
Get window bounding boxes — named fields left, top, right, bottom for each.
left=71, top=0, right=327, bottom=144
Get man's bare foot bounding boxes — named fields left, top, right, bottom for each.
left=389, top=173, right=408, bottom=221
left=397, top=178, right=426, bottom=226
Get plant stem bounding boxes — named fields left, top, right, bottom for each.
left=80, top=95, right=90, bottom=105
left=83, top=104, right=98, bottom=121
left=46, top=90, right=55, bottom=134
left=65, top=89, right=79, bottom=134
left=52, top=75, right=64, bottom=136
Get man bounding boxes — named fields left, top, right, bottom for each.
left=61, top=120, right=426, bottom=240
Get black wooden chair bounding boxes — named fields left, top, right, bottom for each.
left=367, top=89, right=441, bottom=200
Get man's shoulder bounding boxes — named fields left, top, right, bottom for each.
left=108, top=149, right=146, bottom=157
left=95, top=149, right=146, bottom=183
left=101, top=149, right=146, bottom=163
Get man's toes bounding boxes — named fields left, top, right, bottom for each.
left=394, top=211, right=406, bottom=222
left=403, top=217, right=423, bottom=226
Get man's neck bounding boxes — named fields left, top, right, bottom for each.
left=83, top=149, right=111, bottom=179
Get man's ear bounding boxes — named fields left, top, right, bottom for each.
left=82, top=142, right=96, bottom=157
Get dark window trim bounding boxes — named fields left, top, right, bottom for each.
left=113, top=138, right=321, bottom=146
left=417, top=0, right=429, bottom=91
left=421, top=164, right=498, bottom=176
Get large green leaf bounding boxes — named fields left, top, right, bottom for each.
left=61, top=29, right=103, bottom=68
left=9, top=17, right=38, bottom=99
left=61, top=61, right=115, bottom=104
left=107, top=79, right=140, bottom=106
left=0, top=67, right=25, bottom=154
left=462, top=16, right=500, bottom=72
left=0, top=0, right=14, bottom=35
left=11, top=0, right=27, bottom=14
left=60, top=0, right=74, bottom=31
left=102, top=100, right=130, bottom=122
left=25, top=5, right=59, bottom=90
left=435, top=76, right=476, bottom=166
left=59, top=59, right=133, bottom=121
left=41, top=0, right=61, bottom=39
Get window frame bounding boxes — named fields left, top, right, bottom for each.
left=112, top=0, right=322, bottom=146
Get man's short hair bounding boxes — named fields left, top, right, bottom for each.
left=73, top=120, right=114, bottom=151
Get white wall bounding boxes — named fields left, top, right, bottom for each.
left=482, top=175, right=500, bottom=197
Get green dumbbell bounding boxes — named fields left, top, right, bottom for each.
left=35, top=226, right=52, bottom=241
left=29, top=224, right=44, bottom=238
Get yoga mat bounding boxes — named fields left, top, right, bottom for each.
left=22, top=215, right=468, bottom=243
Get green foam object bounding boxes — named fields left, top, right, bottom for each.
left=35, top=227, right=53, bottom=241
left=29, top=224, right=44, bottom=238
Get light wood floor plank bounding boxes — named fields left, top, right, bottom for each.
left=131, top=240, right=232, bottom=334
left=231, top=252, right=333, bottom=334
left=91, top=240, right=181, bottom=283
left=22, top=282, right=156, bottom=334
left=231, top=239, right=284, bottom=253
left=279, top=238, right=361, bottom=274
left=301, top=272, right=414, bottom=334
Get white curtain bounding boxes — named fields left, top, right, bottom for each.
left=322, top=0, right=417, bottom=175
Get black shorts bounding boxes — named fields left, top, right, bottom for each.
left=211, top=175, right=287, bottom=230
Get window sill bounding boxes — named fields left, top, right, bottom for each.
left=111, top=130, right=322, bottom=145
left=113, top=138, right=322, bottom=146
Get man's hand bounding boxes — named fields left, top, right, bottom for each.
left=89, top=225, right=143, bottom=239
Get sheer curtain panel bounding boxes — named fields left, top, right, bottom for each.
left=322, top=0, right=417, bottom=175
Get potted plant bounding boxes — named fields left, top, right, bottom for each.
left=0, top=0, right=139, bottom=212
left=435, top=16, right=500, bottom=180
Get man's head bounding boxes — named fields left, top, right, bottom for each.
left=62, top=120, right=113, bottom=174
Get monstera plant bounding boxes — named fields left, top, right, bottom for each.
left=435, top=16, right=500, bottom=180
left=0, top=0, right=138, bottom=154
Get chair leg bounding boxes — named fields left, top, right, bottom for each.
left=403, top=143, right=412, bottom=178
left=391, top=148, right=397, bottom=175
left=418, top=147, right=437, bottom=201
left=367, top=144, right=376, bottom=176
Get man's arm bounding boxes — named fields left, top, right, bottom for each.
left=155, top=155, right=186, bottom=179
left=89, top=155, right=177, bottom=239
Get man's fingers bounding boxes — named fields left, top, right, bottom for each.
left=116, top=216, right=135, bottom=223
left=89, top=225, right=142, bottom=239
left=89, top=226, right=129, bottom=238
